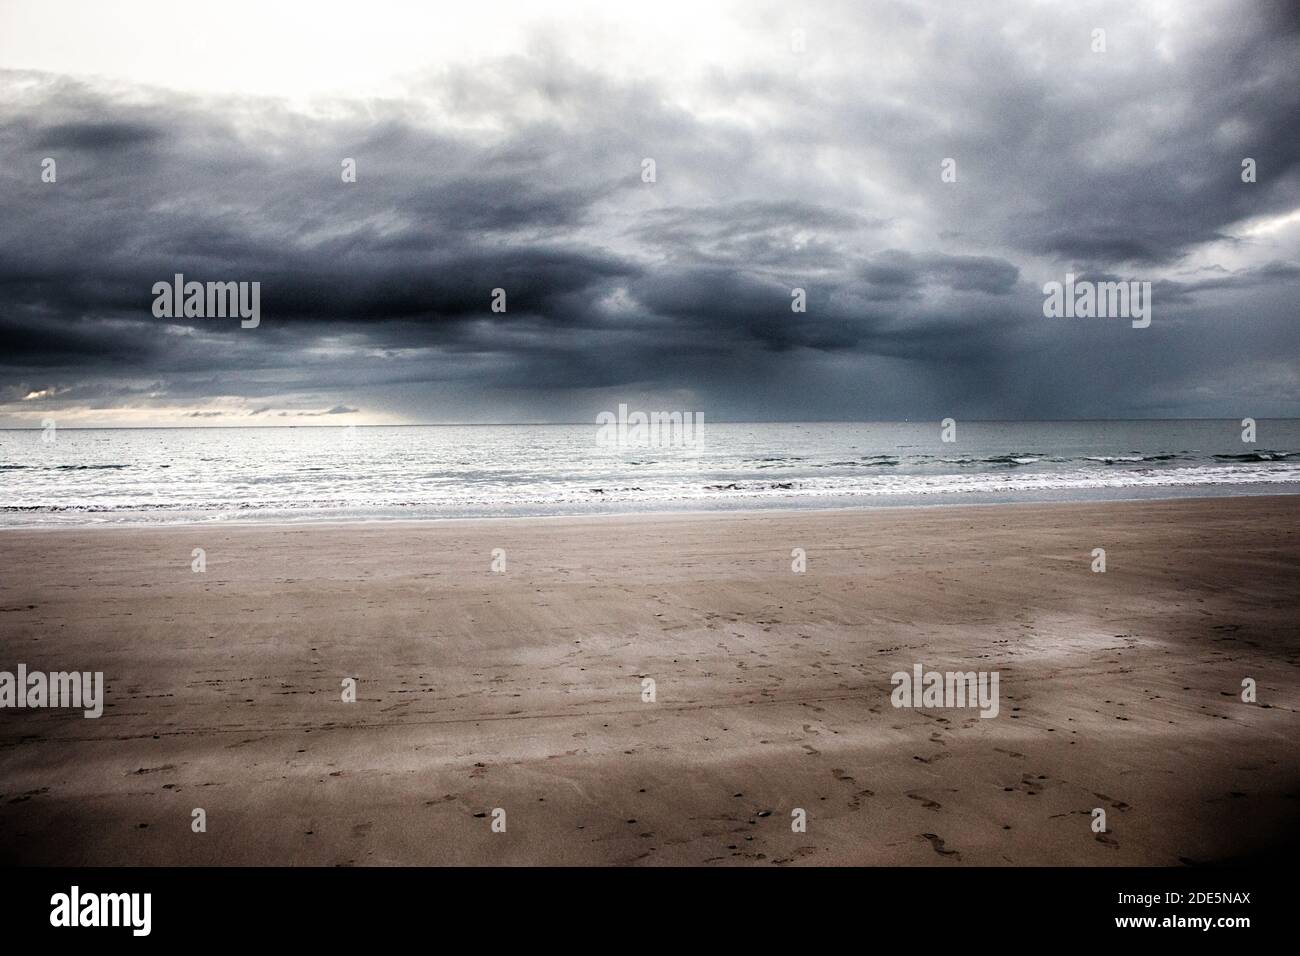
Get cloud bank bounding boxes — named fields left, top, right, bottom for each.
left=1, top=0, right=1298, bottom=424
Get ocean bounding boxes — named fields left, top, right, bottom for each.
left=1, top=420, right=1298, bottom=527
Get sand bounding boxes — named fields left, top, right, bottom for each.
left=1, top=496, right=1297, bottom=866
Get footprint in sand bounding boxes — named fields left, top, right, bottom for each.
left=1095, top=832, right=1120, bottom=849
left=913, top=752, right=950, bottom=764
left=847, top=789, right=875, bottom=811
left=921, top=833, right=961, bottom=860
left=773, top=847, right=820, bottom=865
left=907, top=792, right=942, bottom=810
left=1017, top=773, right=1046, bottom=796
left=7, top=787, right=50, bottom=804
left=831, top=768, right=855, bottom=783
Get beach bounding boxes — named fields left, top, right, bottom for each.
left=1, top=495, right=1297, bottom=866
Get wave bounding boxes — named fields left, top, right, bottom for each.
left=983, top=454, right=1042, bottom=466
left=1214, top=450, right=1292, bottom=462
left=684, top=464, right=1300, bottom=500
left=57, top=464, right=131, bottom=470
left=819, top=456, right=899, bottom=467
left=0, top=463, right=131, bottom=471
left=5, top=463, right=1300, bottom=527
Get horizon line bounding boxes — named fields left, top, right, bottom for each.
left=1, top=417, right=1295, bottom=431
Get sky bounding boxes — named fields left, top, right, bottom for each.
left=1, top=0, right=1298, bottom=426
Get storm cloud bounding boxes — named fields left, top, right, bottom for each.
left=1, top=0, right=1298, bottom=425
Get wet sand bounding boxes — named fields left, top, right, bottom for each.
left=1, top=496, right=1297, bottom=865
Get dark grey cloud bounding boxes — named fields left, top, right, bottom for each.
left=36, top=120, right=162, bottom=150
left=860, top=251, right=1020, bottom=298
left=1, top=0, right=1299, bottom=423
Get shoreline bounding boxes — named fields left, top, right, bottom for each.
left=3, top=485, right=1299, bottom=534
